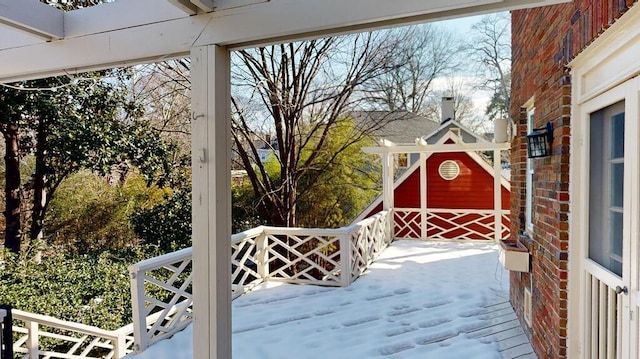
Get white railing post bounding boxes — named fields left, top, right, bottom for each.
left=255, top=228, right=269, bottom=280
left=129, top=267, right=148, bottom=353
left=386, top=209, right=393, bottom=244
left=26, top=320, right=38, bottom=359
left=113, top=331, right=127, bottom=358
left=493, top=149, right=502, bottom=242
left=340, top=230, right=353, bottom=287
left=0, top=308, right=5, bottom=359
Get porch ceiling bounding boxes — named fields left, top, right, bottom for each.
left=0, top=0, right=569, bottom=83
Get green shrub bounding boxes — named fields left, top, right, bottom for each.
left=0, top=248, right=153, bottom=330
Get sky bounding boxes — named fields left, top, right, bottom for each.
left=435, top=13, right=510, bottom=132
left=125, top=240, right=533, bottom=359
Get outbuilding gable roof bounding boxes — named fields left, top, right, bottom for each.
left=349, top=110, right=441, bottom=144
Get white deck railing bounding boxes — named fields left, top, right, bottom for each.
left=394, top=208, right=511, bottom=241
left=2, top=207, right=514, bottom=358
left=9, top=309, right=134, bottom=359
left=128, top=209, right=393, bottom=353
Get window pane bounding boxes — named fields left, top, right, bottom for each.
left=588, top=100, right=624, bottom=277
left=611, top=211, right=623, bottom=258
left=611, top=163, right=624, bottom=208
left=610, top=210, right=623, bottom=276
left=612, top=112, right=625, bottom=158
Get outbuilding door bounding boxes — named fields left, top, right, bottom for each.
left=577, top=78, right=640, bottom=359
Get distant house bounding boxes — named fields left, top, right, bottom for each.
left=349, top=110, right=442, bottom=171
left=256, top=140, right=278, bottom=164
left=353, top=104, right=510, bottom=241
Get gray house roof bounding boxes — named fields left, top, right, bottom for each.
left=349, top=111, right=441, bottom=144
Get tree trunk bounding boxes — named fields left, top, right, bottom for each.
left=4, top=123, right=21, bottom=253
left=30, top=118, right=47, bottom=244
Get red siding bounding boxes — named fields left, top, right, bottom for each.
left=364, top=152, right=510, bottom=241
left=392, top=152, right=510, bottom=209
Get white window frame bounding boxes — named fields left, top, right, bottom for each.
left=397, top=153, right=408, bottom=169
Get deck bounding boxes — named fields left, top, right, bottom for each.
left=126, top=240, right=536, bottom=359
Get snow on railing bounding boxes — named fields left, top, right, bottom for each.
left=128, top=209, right=393, bottom=354
left=10, top=309, right=134, bottom=359
left=394, top=208, right=511, bottom=241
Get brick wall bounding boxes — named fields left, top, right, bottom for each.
left=510, top=1, right=638, bottom=358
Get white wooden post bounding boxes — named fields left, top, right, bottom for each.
left=382, top=152, right=393, bottom=210
left=339, top=231, right=353, bottom=287
left=0, top=308, right=5, bottom=359
left=113, top=332, right=127, bottom=359
left=27, top=320, right=38, bottom=359
left=191, top=45, right=232, bottom=359
left=493, top=149, right=502, bottom=242
left=381, top=152, right=394, bottom=240
left=420, top=153, right=427, bottom=239
left=255, top=229, right=269, bottom=280
left=129, top=268, right=147, bottom=352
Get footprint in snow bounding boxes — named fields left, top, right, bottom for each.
left=378, top=342, right=415, bottom=356
left=394, top=288, right=411, bottom=295
left=423, top=299, right=452, bottom=308
left=342, top=315, right=381, bottom=327
left=365, top=293, right=394, bottom=301
left=417, top=317, right=451, bottom=328
left=385, top=326, right=418, bottom=337
left=387, top=306, right=421, bottom=317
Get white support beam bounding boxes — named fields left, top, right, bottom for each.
left=0, top=0, right=569, bottom=83
left=0, top=0, right=64, bottom=40
left=191, top=44, right=232, bottom=359
left=363, top=142, right=511, bottom=155
left=169, top=0, right=267, bottom=14
left=192, top=0, right=215, bottom=11
left=213, top=0, right=269, bottom=11
left=167, top=0, right=199, bottom=15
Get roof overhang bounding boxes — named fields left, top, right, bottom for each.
left=0, top=0, right=569, bottom=83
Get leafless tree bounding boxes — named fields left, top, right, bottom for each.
left=131, top=60, right=192, bottom=150
left=363, top=24, right=466, bottom=116
left=231, top=34, right=398, bottom=226
left=468, top=13, right=511, bottom=123
left=421, top=77, right=484, bottom=131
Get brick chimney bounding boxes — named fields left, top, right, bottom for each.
left=441, top=96, right=455, bottom=123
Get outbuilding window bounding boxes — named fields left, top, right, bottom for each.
left=438, top=160, right=460, bottom=180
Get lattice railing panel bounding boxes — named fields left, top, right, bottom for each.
left=129, top=248, right=193, bottom=352
left=263, top=231, right=342, bottom=286
left=231, top=228, right=264, bottom=298
left=427, top=210, right=497, bottom=241
left=394, top=209, right=421, bottom=239
left=350, top=210, right=392, bottom=281
left=11, top=310, right=134, bottom=359
left=128, top=213, right=394, bottom=353
left=501, top=212, right=511, bottom=239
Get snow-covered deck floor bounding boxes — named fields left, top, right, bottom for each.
left=127, top=240, right=536, bottom=359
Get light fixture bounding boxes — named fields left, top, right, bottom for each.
left=526, top=122, right=553, bottom=158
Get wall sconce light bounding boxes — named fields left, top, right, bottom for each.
left=526, top=122, right=553, bottom=158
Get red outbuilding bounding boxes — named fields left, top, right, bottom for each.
left=355, top=113, right=511, bottom=242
